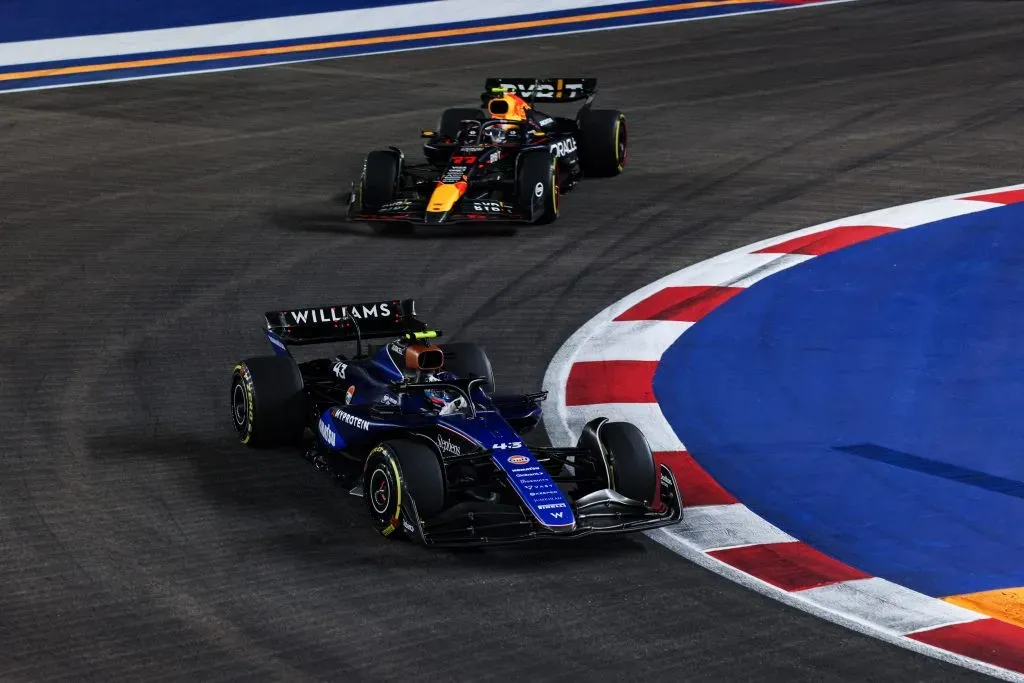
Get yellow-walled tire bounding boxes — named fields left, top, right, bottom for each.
left=364, top=440, right=445, bottom=540
left=579, top=110, right=627, bottom=178
left=230, top=357, right=305, bottom=448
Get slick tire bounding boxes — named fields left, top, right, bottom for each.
left=516, top=152, right=559, bottom=225
left=438, top=107, right=484, bottom=140
left=360, top=150, right=412, bottom=235
left=230, top=356, right=305, bottom=448
left=579, top=109, right=627, bottom=178
left=438, top=342, right=496, bottom=394
left=364, top=440, right=446, bottom=540
left=599, top=421, right=657, bottom=504
left=360, top=150, right=400, bottom=210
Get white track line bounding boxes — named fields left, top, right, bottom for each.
left=543, top=182, right=1024, bottom=681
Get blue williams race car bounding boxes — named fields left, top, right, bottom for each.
left=229, top=298, right=681, bottom=546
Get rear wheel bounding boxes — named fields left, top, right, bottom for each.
left=516, top=152, right=559, bottom=225
left=579, top=109, right=627, bottom=177
left=599, top=421, right=657, bottom=504
left=437, top=107, right=484, bottom=140
left=230, top=356, right=305, bottom=448
left=439, top=342, right=495, bottom=393
left=364, top=440, right=446, bottom=540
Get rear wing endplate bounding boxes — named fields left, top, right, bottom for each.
left=483, top=77, right=597, bottom=103
left=263, top=298, right=426, bottom=347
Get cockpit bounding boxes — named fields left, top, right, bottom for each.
left=375, top=339, right=482, bottom=419
left=456, top=119, right=526, bottom=147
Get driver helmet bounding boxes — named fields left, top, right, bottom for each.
left=423, top=376, right=468, bottom=416
left=423, top=380, right=453, bottom=406
left=400, top=341, right=468, bottom=415
left=483, top=123, right=518, bottom=144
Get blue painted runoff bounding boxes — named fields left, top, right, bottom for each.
left=654, top=201, right=1024, bottom=598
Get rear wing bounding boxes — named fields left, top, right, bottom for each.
left=483, top=77, right=597, bottom=103
left=263, top=298, right=426, bottom=347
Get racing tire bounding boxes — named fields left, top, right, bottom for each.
left=579, top=109, right=627, bottom=178
left=230, top=356, right=305, bottom=448
left=438, top=342, right=496, bottom=393
left=438, top=107, right=484, bottom=140
left=364, top=440, right=446, bottom=540
left=599, top=421, right=657, bottom=504
left=516, top=152, right=559, bottom=225
left=360, top=150, right=412, bottom=236
left=360, top=150, right=400, bottom=210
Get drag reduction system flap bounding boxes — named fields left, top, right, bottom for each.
left=264, top=298, right=427, bottom=346
left=484, top=77, right=597, bottom=102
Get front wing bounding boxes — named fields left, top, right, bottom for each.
left=344, top=187, right=534, bottom=224
left=403, top=463, right=683, bottom=547
left=353, top=208, right=534, bottom=224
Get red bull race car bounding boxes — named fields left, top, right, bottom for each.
left=344, top=77, right=628, bottom=231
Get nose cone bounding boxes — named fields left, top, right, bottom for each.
left=427, top=182, right=466, bottom=214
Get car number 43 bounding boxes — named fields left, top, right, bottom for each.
left=492, top=441, right=523, bottom=450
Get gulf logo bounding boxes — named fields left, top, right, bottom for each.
left=508, top=455, right=530, bottom=465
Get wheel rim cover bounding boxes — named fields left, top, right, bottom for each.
left=369, top=467, right=391, bottom=514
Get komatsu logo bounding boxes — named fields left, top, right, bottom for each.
left=287, top=302, right=391, bottom=324
left=500, top=81, right=585, bottom=100
left=318, top=418, right=337, bottom=447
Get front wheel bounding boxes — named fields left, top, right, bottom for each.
left=363, top=440, right=446, bottom=540
left=359, top=150, right=414, bottom=235
left=359, top=150, right=400, bottom=210
left=599, top=421, right=657, bottom=504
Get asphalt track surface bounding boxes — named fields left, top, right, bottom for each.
left=1, top=1, right=1022, bottom=680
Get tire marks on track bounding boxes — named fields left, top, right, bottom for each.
left=2, top=1, right=1022, bottom=680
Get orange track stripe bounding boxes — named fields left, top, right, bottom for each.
left=944, top=587, right=1024, bottom=628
